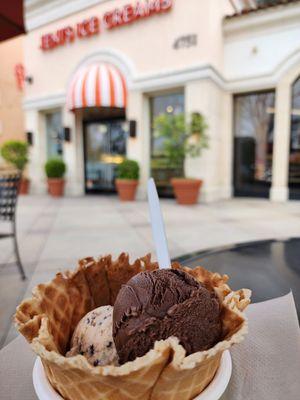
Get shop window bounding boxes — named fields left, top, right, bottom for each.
left=289, top=76, right=300, bottom=199
left=150, top=92, right=184, bottom=196
left=233, top=91, right=275, bottom=198
left=45, top=111, right=63, bottom=158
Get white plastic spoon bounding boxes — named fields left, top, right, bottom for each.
left=147, top=178, right=171, bottom=269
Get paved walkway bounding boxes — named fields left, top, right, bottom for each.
left=1, top=195, right=300, bottom=348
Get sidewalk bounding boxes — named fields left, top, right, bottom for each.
left=1, top=195, right=300, bottom=348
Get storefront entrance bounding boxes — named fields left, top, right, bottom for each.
left=83, top=120, right=126, bottom=193
left=66, top=61, right=128, bottom=194
left=233, top=91, right=275, bottom=198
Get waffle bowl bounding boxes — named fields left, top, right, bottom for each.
left=15, top=253, right=251, bottom=400
left=32, top=350, right=232, bottom=400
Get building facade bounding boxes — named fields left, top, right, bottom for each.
left=0, top=36, right=25, bottom=146
left=23, top=0, right=300, bottom=201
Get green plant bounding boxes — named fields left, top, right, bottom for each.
left=153, top=112, right=209, bottom=176
left=116, top=159, right=139, bottom=180
left=154, top=113, right=186, bottom=169
left=0, top=140, right=29, bottom=171
left=45, top=158, right=66, bottom=178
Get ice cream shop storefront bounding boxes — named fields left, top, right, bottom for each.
left=25, top=0, right=193, bottom=200
left=24, top=0, right=300, bottom=201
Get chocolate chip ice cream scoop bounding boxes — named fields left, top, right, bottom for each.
left=113, top=269, right=222, bottom=364
left=67, top=305, right=118, bottom=366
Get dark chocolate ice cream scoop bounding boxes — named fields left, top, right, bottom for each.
left=113, top=268, right=222, bottom=364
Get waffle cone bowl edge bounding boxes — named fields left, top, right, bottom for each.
left=14, top=253, right=251, bottom=400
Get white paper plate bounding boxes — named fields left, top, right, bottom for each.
left=33, top=350, right=231, bottom=400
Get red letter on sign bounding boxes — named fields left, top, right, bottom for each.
left=148, top=0, right=161, bottom=13
left=160, top=0, right=172, bottom=11
left=65, top=26, right=75, bottom=42
left=89, top=16, right=100, bottom=34
left=123, top=5, right=135, bottom=23
left=40, top=34, right=56, bottom=50
left=134, top=1, right=145, bottom=19
left=103, top=12, right=114, bottom=29
left=77, top=17, right=100, bottom=37
left=57, top=29, right=66, bottom=45
left=77, top=21, right=88, bottom=37
left=112, top=9, right=124, bottom=27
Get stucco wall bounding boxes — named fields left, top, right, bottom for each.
left=24, top=0, right=228, bottom=100
left=223, top=3, right=300, bottom=84
left=0, top=36, right=25, bottom=145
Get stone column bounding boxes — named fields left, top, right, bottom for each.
left=25, top=109, right=47, bottom=194
left=220, top=92, right=233, bottom=199
left=126, top=90, right=150, bottom=200
left=270, top=82, right=291, bottom=202
left=62, top=108, right=84, bottom=196
left=185, top=79, right=226, bottom=202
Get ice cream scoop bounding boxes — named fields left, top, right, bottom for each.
left=67, top=305, right=118, bottom=366
left=113, top=268, right=222, bottom=364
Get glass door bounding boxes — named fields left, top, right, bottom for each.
left=289, top=77, right=300, bottom=199
left=234, top=91, right=275, bottom=197
left=150, top=92, right=184, bottom=197
left=84, top=121, right=126, bottom=193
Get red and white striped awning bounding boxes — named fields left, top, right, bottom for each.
left=67, top=63, right=127, bottom=110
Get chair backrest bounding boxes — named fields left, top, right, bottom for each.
left=0, top=172, right=21, bottom=221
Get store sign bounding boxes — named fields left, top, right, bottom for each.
left=40, top=0, right=172, bottom=51
left=15, top=63, right=25, bottom=90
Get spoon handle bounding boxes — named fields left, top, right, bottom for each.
left=147, top=178, right=171, bottom=269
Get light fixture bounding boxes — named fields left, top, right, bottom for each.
left=129, top=120, right=137, bottom=138
left=166, top=105, right=173, bottom=113
left=25, top=76, right=33, bottom=84
left=63, top=127, right=71, bottom=142
left=26, top=131, right=34, bottom=146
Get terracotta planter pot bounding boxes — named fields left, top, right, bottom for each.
left=19, top=177, right=30, bottom=195
left=116, top=179, right=138, bottom=201
left=47, top=178, right=65, bottom=197
left=171, top=178, right=202, bottom=205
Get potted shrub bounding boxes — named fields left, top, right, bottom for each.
left=0, top=140, right=30, bottom=194
left=115, top=159, right=139, bottom=201
left=154, top=112, right=208, bottom=205
left=45, top=158, right=66, bottom=197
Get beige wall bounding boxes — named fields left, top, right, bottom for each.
left=24, top=0, right=227, bottom=100
left=23, top=0, right=233, bottom=199
left=224, top=2, right=300, bottom=85
left=185, top=79, right=228, bottom=202
left=0, top=36, right=25, bottom=145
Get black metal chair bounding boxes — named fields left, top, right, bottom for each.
left=0, top=172, right=26, bottom=279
